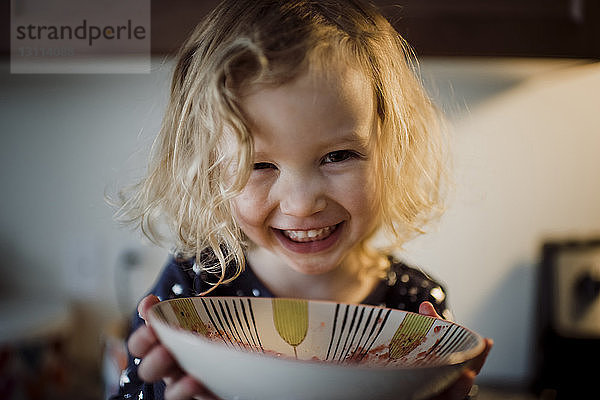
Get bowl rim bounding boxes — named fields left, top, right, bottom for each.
left=148, top=295, right=486, bottom=371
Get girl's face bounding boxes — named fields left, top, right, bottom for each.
left=231, top=65, right=380, bottom=276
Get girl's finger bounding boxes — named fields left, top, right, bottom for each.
left=470, top=338, right=493, bottom=374
left=138, top=294, right=161, bottom=322
left=164, top=375, right=217, bottom=400
left=137, top=345, right=178, bottom=383
left=418, top=301, right=441, bottom=319
left=163, top=368, right=185, bottom=386
left=128, top=325, right=158, bottom=358
left=442, top=370, right=476, bottom=400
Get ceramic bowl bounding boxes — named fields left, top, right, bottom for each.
left=148, top=297, right=484, bottom=400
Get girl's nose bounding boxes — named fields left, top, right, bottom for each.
left=277, top=173, right=327, bottom=217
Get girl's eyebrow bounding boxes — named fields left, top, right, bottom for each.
left=252, top=132, right=370, bottom=159
left=324, top=132, right=369, bottom=150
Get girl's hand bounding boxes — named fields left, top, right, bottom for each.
left=418, top=302, right=493, bottom=400
left=128, top=295, right=220, bottom=400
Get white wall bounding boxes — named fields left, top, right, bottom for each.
left=0, top=59, right=171, bottom=362
left=407, top=59, right=600, bottom=384
left=1, top=57, right=598, bottom=383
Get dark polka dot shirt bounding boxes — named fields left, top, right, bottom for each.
left=110, top=254, right=449, bottom=400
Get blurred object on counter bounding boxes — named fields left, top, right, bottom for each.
left=0, top=298, right=72, bottom=399
left=477, top=383, right=540, bottom=400
left=101, top=318, right=128, bottom=400
left=533, top=238, right=600, bottom=399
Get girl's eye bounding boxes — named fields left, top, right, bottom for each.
left=322, top=150, right=360, bottom=164
left=253, top=162, right=276, bottom=170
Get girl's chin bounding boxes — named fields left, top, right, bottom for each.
left=284, top=259, right=341, bottom=276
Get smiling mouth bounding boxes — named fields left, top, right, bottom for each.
left=279, top=224, right=340, bottom=243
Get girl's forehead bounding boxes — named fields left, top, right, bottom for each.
left=240, top=52, right=373, bottom=93
left=243, top=60, right=374, bottom=107
left=239, top=65, right=375, bottom=151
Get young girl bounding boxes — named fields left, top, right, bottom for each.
left=112, top=0, right=492, bottom=399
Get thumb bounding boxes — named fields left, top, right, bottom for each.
left=418, top=301, right=441, bottom=319
left=138, top=294, right=160, bottom=322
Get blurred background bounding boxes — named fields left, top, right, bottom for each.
left=1, top=1, right=599, bottom=399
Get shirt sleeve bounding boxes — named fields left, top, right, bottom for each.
left=384, top=261, right=451, bottom=320
left=109, top=256, right=197, bottom=400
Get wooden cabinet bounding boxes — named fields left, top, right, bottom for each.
left=387, top=0, right=600, bottom=57
left=149, top=0, right=599, bottom=57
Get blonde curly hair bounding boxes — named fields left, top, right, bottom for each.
left=116, top=0, right=447, bottom=293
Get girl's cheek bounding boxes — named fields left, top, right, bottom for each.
left=345, top=168, right=381, bottom=220
left=334, top=165, right=378, bottom=201
left=231, top=183, right=270, bottom=225
left=231, top=198, right=256, bottom=232
left=232, top=192, right=257, bottom=215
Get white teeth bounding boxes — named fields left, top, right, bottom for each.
left=282, top=225, right=336, bottom=242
